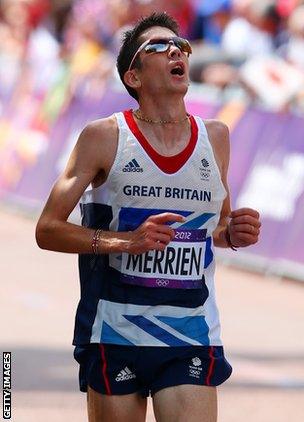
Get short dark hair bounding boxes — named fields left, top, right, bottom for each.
left=116, top=12, right=179, bottom=101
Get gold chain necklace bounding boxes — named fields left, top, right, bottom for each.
left=133, top=109, right=190, bottom=124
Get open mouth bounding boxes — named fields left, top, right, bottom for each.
left=170, top=64, right=185, bottom=76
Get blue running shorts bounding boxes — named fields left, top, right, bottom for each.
left=73, top=344, right=232, bottom=397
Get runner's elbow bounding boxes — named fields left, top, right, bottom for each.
left=35, top=218, right=56, bottom=249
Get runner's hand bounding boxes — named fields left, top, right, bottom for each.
left=228, top=208, right=261, bottom=248
left=126, top=213, right=185, bottom=255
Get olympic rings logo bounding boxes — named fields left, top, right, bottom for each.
left=156, top=279, right=170, bottom=287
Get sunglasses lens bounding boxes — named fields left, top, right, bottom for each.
left=174, top=37, right=192, bottom=55
left=143, top=37, right=192, bottom=57
left=145, top=43, right=169, bottom=54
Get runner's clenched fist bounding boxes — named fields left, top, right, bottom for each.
left=228, top=208, right=261, bottom=248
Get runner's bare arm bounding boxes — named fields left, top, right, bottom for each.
left=35, top=117, right=121, bottom=253
left=36, top=117, right=184, bottom=255
left=206, top=120, right=261, bottom=248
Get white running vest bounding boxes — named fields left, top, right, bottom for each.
left=78, top=110, right=227, bottom=347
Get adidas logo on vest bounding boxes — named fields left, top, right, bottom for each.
left=115, top=367, right=136, bottom=382
left=123, top=159, right=143, bottom=172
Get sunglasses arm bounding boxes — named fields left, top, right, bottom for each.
left=128, top=39, right=150, bottom=72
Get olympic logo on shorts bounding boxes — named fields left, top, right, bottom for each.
left=156, top=279, right=169, bottom=287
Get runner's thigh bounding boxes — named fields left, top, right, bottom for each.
left=87, top=385, right=147, bottom=422
left=152, top=384, right=217, bottom=422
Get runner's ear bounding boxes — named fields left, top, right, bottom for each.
left=124, top=70, right=142, bottom=90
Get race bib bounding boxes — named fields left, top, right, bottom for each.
left=120, top=229, right=207, bottom=289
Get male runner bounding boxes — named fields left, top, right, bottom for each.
left=36, top=12, right=261, bottom=422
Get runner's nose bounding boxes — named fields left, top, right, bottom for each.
left=168, top=43, right=181, bottom=58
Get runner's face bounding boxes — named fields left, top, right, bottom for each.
left=134, top=26, right=190, bottom=98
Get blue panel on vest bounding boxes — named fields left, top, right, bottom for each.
left=81, top=203, right=113, bottom=229
left=123, top=315, right=191, bottom=346
left=74, top=202, right=113, bottom=345
left=155, top=316, right=210, bottom=346
left=179, top=213, right=215, bottom=229
left=101, top=321, right=135, bottom=345
left=118, top=207, right=193, bottom=231
left=204, top=237, right=213, bottom=268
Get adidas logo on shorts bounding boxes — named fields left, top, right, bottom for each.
left=122, top=159, right=143, bottom=172
left=115, top=367, right=136, bottom=382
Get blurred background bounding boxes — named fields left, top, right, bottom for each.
left=0, top=0, right=304, bottom=421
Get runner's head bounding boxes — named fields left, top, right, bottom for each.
left=117, top=12, right=191, bottom=102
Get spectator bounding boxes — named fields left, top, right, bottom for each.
left=221, top=0, right=280, bottom=60
left=0, top=0, right=303, bottom=113
left=284, top=4, right=304, bottom=69
left=191, top=0, right=232, bottom=44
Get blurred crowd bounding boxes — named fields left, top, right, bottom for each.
left=1, top=0, right=304, bottom=114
